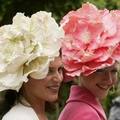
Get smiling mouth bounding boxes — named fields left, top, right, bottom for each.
left=96, top=84, right=109, bottom=90
left=47, top=85, right=60, bottom=93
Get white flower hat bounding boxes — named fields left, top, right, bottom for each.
left=0, top=11, right=64, bottom=91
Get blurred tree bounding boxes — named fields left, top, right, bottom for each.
left=0, top=0, right=119, bottom=25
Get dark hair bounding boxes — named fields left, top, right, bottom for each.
left=0, top=89, right=59, bottom=119
left=0, top=90, right=18, bottom=119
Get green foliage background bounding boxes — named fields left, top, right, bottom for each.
left=1, top=0, right=120, bottom=25
left=0, top=0, right=120, bottom=119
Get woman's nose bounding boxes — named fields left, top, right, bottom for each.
left=53, top=71, right=63, bottom=83
left=106, top=72, right=116, bottom=86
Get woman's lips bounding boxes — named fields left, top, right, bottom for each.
left=96, top=84, right=109, bottom=90
left=47, top=85, right=60, bottom=92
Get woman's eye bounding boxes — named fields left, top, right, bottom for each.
left=111, top=69, right=117, bottom=73
left=96, top=69, right=104, bottom=73
left=48, top=67, right=63, bottom=75
left=48, top=68, right=54, bottom=74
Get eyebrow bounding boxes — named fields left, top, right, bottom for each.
left=97, top=67, right=118, bottom=72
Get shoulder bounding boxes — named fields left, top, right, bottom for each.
left=73, top=102, right=99, bottom=117
left=2, top=103, right=39, bottom=120
left=67, top=101, right=99, bottom=113
left=59, top=102, right=101, bottom=120
left=73, top=103, right=101, bottom=120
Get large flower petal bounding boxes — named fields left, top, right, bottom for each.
left=61, top=3, right=120, bottom=79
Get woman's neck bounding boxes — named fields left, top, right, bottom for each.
left=30, top=100, right=48, bottom=120
left=21, top=92, right=47, bottom=120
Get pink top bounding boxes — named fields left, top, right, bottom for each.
left=58, top=85, right=107, bottom=120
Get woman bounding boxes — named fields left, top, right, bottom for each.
left=0, top=11, right=64, bottom=120
left=58, top=3, right=120, bottom=120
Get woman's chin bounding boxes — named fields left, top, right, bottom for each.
left=47, top=94, right=58, bottom=102
left=97, top=92, right=108, bottom=100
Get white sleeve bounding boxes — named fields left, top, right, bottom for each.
left=2, top=112, right=36, bottom=120
left=1, top=103, right=39, bottom=120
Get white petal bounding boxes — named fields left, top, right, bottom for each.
left=0, top=67, right=25, bottom=91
